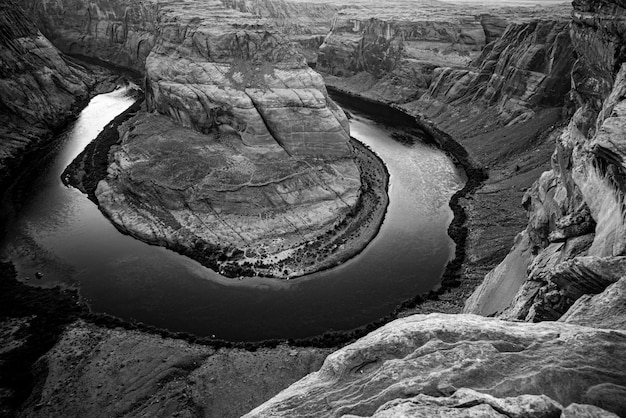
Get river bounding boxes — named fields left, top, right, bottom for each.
left=0, top=86, right=465, bottom=341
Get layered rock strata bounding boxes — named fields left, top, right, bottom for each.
left=14, top=0, right=381, bottom=278
left=21, top=0, right=157, bottom=72
left=419, top=19, right=574, bottom=124
left=318, top=1, right=571, bottom=106
left=93, top=0, right=377, bottom=278
left=246, top=314, right=626, bottom=417
left=220, top=0, right=341, bottom=64
left=465, top=0, right=626, bottom=321
left=0, top=0, right=94, bottom=181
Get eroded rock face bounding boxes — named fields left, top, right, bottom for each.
left=91, top=0, right=371, bottom=278
left=466, top=0, right=626, bottom=322
left=560, top=276, right=626, bottom=329
left=422, top=19, right=574, bottom=124
left=246, top=314, right=626, bottom=417
left=96, top=112, right=360, bottom=277
left=220, top=0, right=340, bottom=64
left=318, top=1, right=572, bottom=106
left=145, top=0, right=352, bottom=158
left=0, top=0, right=94, bottom=180
left=21, top=0, right=157, bottom=72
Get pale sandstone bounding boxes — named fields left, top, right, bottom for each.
left=246, top=314, right=626, bottom=417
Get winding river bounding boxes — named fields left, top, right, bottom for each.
left=0, top=86, right=465, bottom=341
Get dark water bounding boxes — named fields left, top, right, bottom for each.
left=0, top=86, right=465, bottom=341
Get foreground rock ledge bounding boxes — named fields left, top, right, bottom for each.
left=246, top=313, right=626, bottom=417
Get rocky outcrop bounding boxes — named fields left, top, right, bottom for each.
left=144, top=0, right=352, bottom=158
left=219, top=0, right=339, bottom=63
left=0, top=0, right=95, bottom=181
left=465, top=0, right=626, bottom=323
left=318, top=1, right=571, bottom=105
left=421, top=19, right=574, bottom=124
left=246, top=314, right=626, bottom=417
left=92, top=0, right=380, bottom=278
left=21, top=0, right=157, bottom=72
left=96, top=111, right=362, bottom=278
left=11, top=0, right=377, bottom=279
left=18, top=321, right=331, bottom=418
left=560, top=276, right=626, bottom=330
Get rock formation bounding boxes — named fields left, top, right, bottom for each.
left=5, top=0, right=626, bottom=416
left=92, top=0, right=372, bottom=278
left=246, top=314, right=626, bottom=417
left=0, top=0, right=94, bottom=181
left=220, top=0, right=340, bottom=64
left=17, top=0, right=385, bottom=278
left=465, top=0, right=626, bottom=322
left=420, top=19, right=574, bottom=124
left=21, top=0, right=157, bottom=72
left=316, top=1, right=570, bottom=106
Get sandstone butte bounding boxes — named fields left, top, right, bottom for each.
left=1, top=0, right=626, bottom=417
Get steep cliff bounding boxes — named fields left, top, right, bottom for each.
left=420, top=19, right=574, bottom=124
left=465, top=0, right=626, bottom=321
left=0, top=0, right=94, bottom=181
left=22, top=0, right=157, bottom=72
left=318, top=1, right=570, bottom=106
left=10, top=0, right=385, bottom=278
left=220, top=0, right=340, bottom=63
left=92, top=0, right=382, bottom=278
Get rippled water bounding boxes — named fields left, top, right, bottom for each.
left=1, top=87, right=465, bottom=341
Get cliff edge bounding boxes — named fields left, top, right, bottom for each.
left=0, top=0, right=94, bottom=182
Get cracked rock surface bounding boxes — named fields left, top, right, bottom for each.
left=245, top=314, right=626, bottom=418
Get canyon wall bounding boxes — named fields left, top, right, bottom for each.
left=317, top=1, right=570, bottom=106
left=465, top=0, right=626, bottom=322
left=0, top=0, right=94, bottom=181
left=242, top=2, right=626, bottom=415
left=419, top=19, right=574, bottom=125
left=220, top=0, right=340, bottom=63
left=15, top=0, right=367, bottom=278
left=22, top=0, right=157, bottom=72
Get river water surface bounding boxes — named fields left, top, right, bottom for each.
left=1, top=86, right=465, bottom=341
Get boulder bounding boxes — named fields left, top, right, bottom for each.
left=560, top=276, right=626, bottom=329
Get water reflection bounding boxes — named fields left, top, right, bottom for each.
left=1, top=87, right=464, bottom=341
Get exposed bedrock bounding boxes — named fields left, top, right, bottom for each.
left=560, top=276, right=626, bottom=330
left=318, top=2, right=571, bottom=106
left=421, top=19, right=574, bottom=125
left=144, top=0, right=352, bottom=158
left=465, top=0, right=626, bottom=322
left=0, top=0, right=94, bottom=181
left=96, top=112, right=360, bottom=277
left=92, top=0, right=365, bottom=277
left=20, top=0, right=157, bottom=72
left=13, top=0, right=366, bottom=277
left=246, top=314, right=626, bottom=417
left=219, top=0, right=340, bottom=63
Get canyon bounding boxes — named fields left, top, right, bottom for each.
left=1, top=0, right=626, bottom=417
